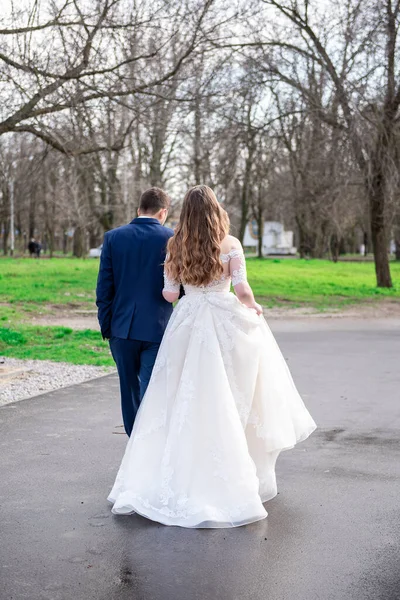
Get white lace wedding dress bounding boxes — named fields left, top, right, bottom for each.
left=108, top=249, right=316, bottom=528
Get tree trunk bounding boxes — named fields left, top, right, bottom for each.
left=368, top=162, right=392, bottom=287
left=107, top=157, right=118, bottom=225
left=2, top=220, right=9, bottom=255
left=330, top=233, right=339, bottom=263
left=28, top=196, right=36, bottom=239
left=239, top=148, right=255, bottom=243
left=194, top=95, right=202, bottom=185
left=370, top=220, right=392, bottom=286
left=150, top=130, right=163, bottom=187
left=63, top=231, right=68, bottom=255
left=47, top=227, right=55, bottom=258
left=73, top=226, right=85, bottom=258
left=239, top=184, right=248, bottom=244
left=88, top=227, right=98, bottom=248
left=314, top=220, right=329, bottom=258
left=257, top=211, right=263, bottom=258
left=44, top=169, right=56, bottom=259
left=296, top=218, right=307, bottom=259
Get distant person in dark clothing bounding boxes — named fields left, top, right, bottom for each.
left=35, top=241, right=42, bottom=258
left=28, top=238, right=37, bottom=257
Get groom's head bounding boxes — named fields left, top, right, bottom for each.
left=138, top=187, right=170, bottom=225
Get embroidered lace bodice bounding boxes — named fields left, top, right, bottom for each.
left=163, top=248, right=247, bottom=295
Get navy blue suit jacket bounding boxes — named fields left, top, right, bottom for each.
left=96, top=218, right=174, bottom=343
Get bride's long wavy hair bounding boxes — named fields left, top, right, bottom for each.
left=165, top=185, right=230, bottom=286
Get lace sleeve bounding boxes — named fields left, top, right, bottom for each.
left=163, top=267, right=180, bottom=294
left=229, top=249, right=247, bottom=286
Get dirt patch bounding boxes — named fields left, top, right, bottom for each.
left=266, top=299, right=400, bottom=320
left=22, top=299, right=400, bottom=330
left=28, top=311, right=99, bottom=330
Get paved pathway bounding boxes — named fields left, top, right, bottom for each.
left=1, top=319, right=400, bottom=600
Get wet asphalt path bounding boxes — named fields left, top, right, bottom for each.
left=1, top=319, right=399, bottom=600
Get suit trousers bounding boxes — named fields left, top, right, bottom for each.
left=109, top=337, right=160, bottom=436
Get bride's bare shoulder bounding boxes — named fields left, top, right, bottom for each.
left=221, top=235, right=243, bottom=254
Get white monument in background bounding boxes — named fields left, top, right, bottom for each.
left=243, top=221, right=297, bottom=256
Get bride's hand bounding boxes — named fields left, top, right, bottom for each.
left=249, top=302, right=263, bottom=315
left=234, top=282, right=263, bottom=315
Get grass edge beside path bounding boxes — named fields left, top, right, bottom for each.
left=0, top=325, right=114, bottom=367
left=247, top=258, right=400, bottom=309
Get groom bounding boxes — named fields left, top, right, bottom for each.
left=96, top=187, right=174, bottom=436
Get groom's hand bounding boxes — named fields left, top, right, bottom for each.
left=101, top=327, right=112, bottom=341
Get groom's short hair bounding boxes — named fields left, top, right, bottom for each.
left=139, top=187, right=170, bottom=214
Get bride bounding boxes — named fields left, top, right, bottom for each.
left=108, top=185, right=316, bottom=528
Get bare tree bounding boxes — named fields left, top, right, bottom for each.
left=240, top=0, right=400, bottom=286
left=0, top=0, right=215, bottom=153
left=3, top=0, right=400, bottom=277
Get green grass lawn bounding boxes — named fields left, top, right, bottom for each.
left=246, top=258, right=400, bottom=308
left=0, top=325, right=113, bottom=366
left=0, top=257, right=112, bottom=364
left=0, top=257, right=96, bottom=307
left=0, top=256, right=399, bottom=365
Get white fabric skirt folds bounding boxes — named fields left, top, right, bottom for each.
left=108, top=291, right=317, bottom=528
